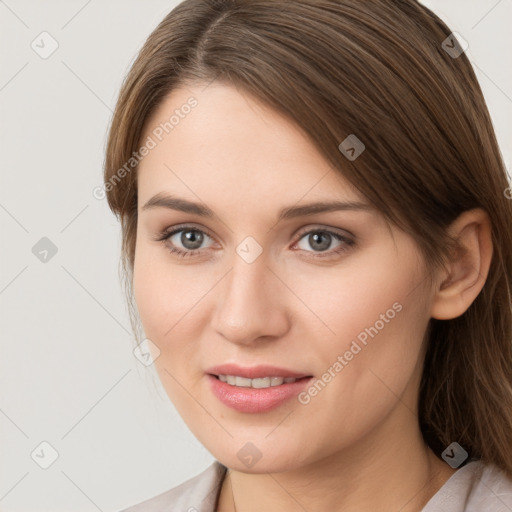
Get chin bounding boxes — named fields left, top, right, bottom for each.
left=207, top=438, right=312, bottom=474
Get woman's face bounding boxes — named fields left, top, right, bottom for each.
left=133, top=82, right=436, bottom=472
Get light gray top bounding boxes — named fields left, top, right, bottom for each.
left=120, top=459, right=512, bottom=512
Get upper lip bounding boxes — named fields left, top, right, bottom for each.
left=206, top=364, right=312, bottom=379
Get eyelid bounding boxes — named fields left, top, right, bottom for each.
left=293, top=224, right=354, bottom=240
left=154, top=223, right=217, bottom=243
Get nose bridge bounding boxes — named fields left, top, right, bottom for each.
left=211, top=246, right=288, bottom=344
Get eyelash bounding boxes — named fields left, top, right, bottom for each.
left=154, top=224, right=355, bottom=260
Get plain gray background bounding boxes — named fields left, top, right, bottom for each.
left=0, top=1, right=511, bottom=511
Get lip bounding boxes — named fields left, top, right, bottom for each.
left=205, top=363, right=311, bottom=379
left=205, top=364, right=314, bottom=413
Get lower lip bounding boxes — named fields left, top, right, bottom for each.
left=207, top=374, right=313, bottom=413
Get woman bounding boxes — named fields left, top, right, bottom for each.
left=103, top=1, right=512, bottom=510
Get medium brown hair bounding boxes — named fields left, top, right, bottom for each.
left=103, top=0, right=512, bottom=476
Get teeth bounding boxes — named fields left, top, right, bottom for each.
left=217, top=374, right=299, bottom=388
left=253, top=377, right=272, bottom=388
left=235, top=376, right=251, bottom=387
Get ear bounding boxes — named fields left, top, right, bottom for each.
left=430, top=208, right=493, bottom=320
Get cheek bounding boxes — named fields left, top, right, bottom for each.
left=288, top=274, right=429, bottom=461
left=293, top=248, right=429, bottom=406
left=133, top=251, right=205, bottom=403
left=289, top=246, right=425, bottom=347
left=133, top=243, right=207, bottom=341
left=133, top=249, right=167, bottom=338
left=132, top=244, right=220, bottom=402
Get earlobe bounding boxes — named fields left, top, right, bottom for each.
left=430, top=208, right=493, bottom=320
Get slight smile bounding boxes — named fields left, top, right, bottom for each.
left=206, top=364, right=314, bottom=413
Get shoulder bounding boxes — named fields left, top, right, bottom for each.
left=119, top=460, right=228, bottom=512
left=423, top=459, right=512, bottom=512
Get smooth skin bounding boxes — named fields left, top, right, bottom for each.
left=133, top=82, right=493, bottom=512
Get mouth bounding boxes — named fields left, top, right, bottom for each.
left=209, top=374, right=312, bottom=389
left=205, top=366, right=314, bottom=413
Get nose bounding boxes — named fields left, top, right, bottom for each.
left=210, top=249, right=291, bottom=346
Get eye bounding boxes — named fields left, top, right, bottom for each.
left=293, top=228, right=354, bottom=258
left=155, top=225, right=215, bottom=258
left=154, top=225, right=355, bottom=260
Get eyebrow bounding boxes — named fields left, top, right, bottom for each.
left=141, top=193, right=374, bottom=221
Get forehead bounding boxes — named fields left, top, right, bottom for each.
left=137, top=82, right=366, bottom=209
